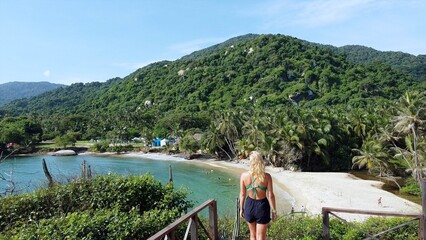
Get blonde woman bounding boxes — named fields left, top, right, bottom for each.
left=240, top=151, right=277, bottom=240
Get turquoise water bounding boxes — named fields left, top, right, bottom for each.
left=0, top=154, right=241, bottom=216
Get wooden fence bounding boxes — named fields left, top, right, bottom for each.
left=322, top=207, right=423, bottom=239
left=148, top=199, right=218, bottom=240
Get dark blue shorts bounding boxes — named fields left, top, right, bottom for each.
left=244, top=197, right=271, bottom=224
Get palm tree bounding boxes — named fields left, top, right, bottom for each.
left=241, top=109, right=269, bottom=149
left=352, top=140, right=389, bottom=176
left=214, top=111, right=241, bottom=159
left=348, top=108, right=367, bottom=142
left=202, top=124, right=227, bottom=159
left=235, top=137, right=254, bottom=159
left=261, top=135, right=280, bottom=165
left=242, top=121, right=265, bottom=148
left=391, top=91, right=425, bottom=181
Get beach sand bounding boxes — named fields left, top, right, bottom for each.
left=125, top=152, right=423, bottom=221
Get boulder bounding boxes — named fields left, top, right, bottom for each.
left=52, top=150, right=77, bottom=156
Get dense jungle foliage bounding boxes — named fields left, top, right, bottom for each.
left=333, top=45, right=426, bottom=81
left=2, top=34, right=424, bottom=115
left=0, top=33, right=425, bottom=238
left=0, top=34, right=425, bottom=174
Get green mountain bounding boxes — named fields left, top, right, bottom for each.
left=332, top=45, right=426, bottom=81
left=1, top=34, right=424, bottom=117
left=0, top=81, right=65, bottom=107
left=184, top=34, right=426, bottom=81
left=180, top=34, right=258, bottom=60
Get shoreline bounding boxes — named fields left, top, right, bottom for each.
left=11, top=150, right=423, bottom=221
left=120, top=151, right=422, bottom=221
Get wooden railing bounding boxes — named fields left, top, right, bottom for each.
left=322, top=207, right=423, bottom=239
left=148, top=199, right=218, bottom=240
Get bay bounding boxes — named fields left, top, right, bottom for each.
left=0, top=153, right=241, bottom=216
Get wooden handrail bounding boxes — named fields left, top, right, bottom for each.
left=148, top=199, right=218, bottom=240
left=322, top=207, right=423, bottom=240
left=322, top=207, right=422, bottom=218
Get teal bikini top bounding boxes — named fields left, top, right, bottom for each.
left=246, top=175, right=267, bottom=197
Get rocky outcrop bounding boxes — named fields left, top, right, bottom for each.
left=52, top=150, right=77, bottom=156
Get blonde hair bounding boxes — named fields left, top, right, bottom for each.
left=249, top=151, right=265, bottom=183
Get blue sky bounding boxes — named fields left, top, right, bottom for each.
left=1, top=0, right=425, bottom=85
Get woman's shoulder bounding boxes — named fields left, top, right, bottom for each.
left=240, top=171, right=250, bottom=178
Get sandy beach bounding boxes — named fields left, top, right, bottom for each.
left=123, top=152, right=423, bottom=221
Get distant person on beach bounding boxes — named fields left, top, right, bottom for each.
left=240, top=151, right=277, bottom=240
left=378, top=197, right=382, bottom=207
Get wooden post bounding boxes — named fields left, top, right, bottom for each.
left=322, top=209, right=330, bottom=240
left=190, top=216, right=198, bottom=240
left=42, top=158, right=54, bottom=187
left=87, top=165, right=92, bottom=179
left=209, top=200, right=218, bottom=240
left=169, top=164, right=173, bottom=182
left=148, top=200, right=217, bottom=240
left=421, top=180, right=426, bottom=240
left=167, top=231, right=176, bottom=240
left=81, top=160, right=86, bottom=179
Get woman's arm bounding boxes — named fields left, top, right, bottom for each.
left=239, top=173, right=246, bottom=218
left=266, top=173, right=277, bottom=221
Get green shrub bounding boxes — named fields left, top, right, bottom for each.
left=401, top=178, right=421, bottom=196
left=90, top=141, right=109, bottom=152
left=230, top=215, right=419, bottom=239
left=267, top=215, right=322, bottom=239
left=180, top=133, right=200, bottom=153
left=214, top=215, right=249, bottom=239
left=360, top=217, right=418, bottom=240
left=108, top=144, right=134, bottom=153
left=0, top=208, right=183, bottom=240
left=0, top=174, right=192, bottom=233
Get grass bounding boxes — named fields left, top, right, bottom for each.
left=36, top=141, right=147, bottom=149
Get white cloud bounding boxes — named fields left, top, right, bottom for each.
left=43, top=70, right=50, bottom=78
left=294, top=0, right=375, bottom=27
left=246, top=0, right=383, bottom=28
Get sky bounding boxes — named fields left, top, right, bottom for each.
left=1, top=0, right=425, bottom=85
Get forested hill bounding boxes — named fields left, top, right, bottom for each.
left=1, top=34, right=424, bottom=116
left=332, top=45, right=426, bottom=81
left=183, top=34, right=426, bottom=81
left=0, top=81, right=65, bottom=106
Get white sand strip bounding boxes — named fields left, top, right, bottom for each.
left=180, top=158, right=422, bottom=221
left=98, top=152, right=423, bottom=221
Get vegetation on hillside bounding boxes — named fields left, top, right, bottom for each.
left=334, top=45, right=426, bottom=81
left=0, top=33, right=425, bottom=239
left=2, top=34, right=422, bottom=116
left=0, top=81, right=65, bottom=107
left=0, top=34, right=424, bottom=176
